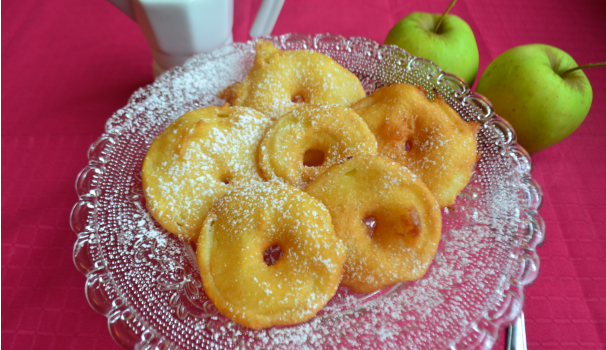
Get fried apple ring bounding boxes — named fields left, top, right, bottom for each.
left=219, top=40, right=366, bottom=119
left=306, top=156, right=442, bottom=294
left=142, top=105, right=272, bottom=241
left=197, top=180, right=345, bottom=329
left=259, top=104, right=378, bottom=189
left=352, top=84, right=479, bottom=207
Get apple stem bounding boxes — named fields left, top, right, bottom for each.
left=434, top=0, right=458, bottom=33
left=560, top=62, right=606, bottom=77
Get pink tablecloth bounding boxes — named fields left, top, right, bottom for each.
left=3, top=0, right=606, bottom=349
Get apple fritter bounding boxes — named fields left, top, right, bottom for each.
left=219, top=40, right=366, bottom=119
left=142, top=105, right=272, bottom=241
left=306, top=156, right=442, bottom=294
left=352, top=84, right=479, bottom=207
left=259, top=104, right=377, bottom=189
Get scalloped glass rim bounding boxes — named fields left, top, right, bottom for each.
left=71, top=33, right=545, bottom=350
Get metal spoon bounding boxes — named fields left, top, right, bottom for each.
left=505, top=312, right=527, bottom=350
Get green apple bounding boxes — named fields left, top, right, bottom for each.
left=476, top=44, right=593, bottom=154
left=385, top=11, right=479, bottom=86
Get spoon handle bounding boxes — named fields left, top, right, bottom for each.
left=250, top=0, right=286, bottom=37
left=506, top=312, right=527, bottom=350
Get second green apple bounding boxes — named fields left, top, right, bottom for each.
left=385, top=12, right=479, bottom=86
left=476, top=44, right=593, bottom=154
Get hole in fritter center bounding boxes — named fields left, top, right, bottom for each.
left=363, top=216, right=377, bottom=237
left=220, top=175, right=231, bottom=185
left=291, top=95, right=304, bottom=103
left=263, top=245, right=284, bottom=266
left=303, top=149, right=325, bottom=167
left=404, top=142, right=412, bottom=152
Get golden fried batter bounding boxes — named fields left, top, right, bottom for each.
left=306, top=156, right=442, bottom=294
left=352, top=84, right=479, bottom=207
left=219, top=40, right=366, bottom=119
left=197, top=180, right=345, bottom=329
left=142, top=105, right=272, bottom=241
left=259, top=104, right=378, bottom=189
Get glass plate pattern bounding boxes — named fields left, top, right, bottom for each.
left=71, top=33, right=545, bottom=350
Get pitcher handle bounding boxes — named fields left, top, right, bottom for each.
left=249, top=0, right=285, bottom=38
left=106, top=0, right=136, bottom=21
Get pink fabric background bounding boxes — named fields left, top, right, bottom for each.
left=3, top=0, right=606, bottom=349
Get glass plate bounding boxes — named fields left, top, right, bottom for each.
left=71, top=33, right=545, bottom=350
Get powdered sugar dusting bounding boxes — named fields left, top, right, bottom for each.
left=143, top=105, right=273, bottom=239
left=198, top=180, right=345, bottom=328
left=219, top=40, right=366, bottom=119
left=260, top=104, right=378, bottom=189
left=351, top=84, right=479, bottom=208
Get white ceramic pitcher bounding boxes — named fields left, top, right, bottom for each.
left=107, top=0, right=285, bottom=77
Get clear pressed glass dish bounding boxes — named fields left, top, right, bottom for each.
left=71, top=33, right=545, bottom=350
